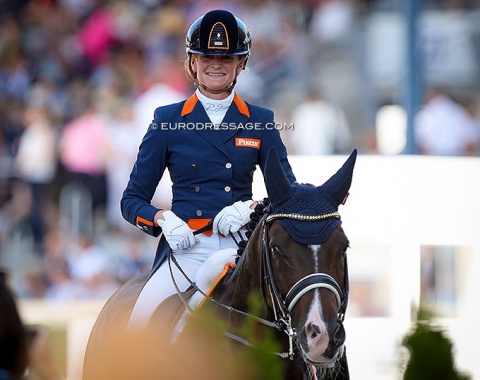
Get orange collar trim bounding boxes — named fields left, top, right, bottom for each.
left=233, top=93, right=250, bottom=118
left=181, top=93, right=199, bottom=116
left=181, top=93, right=250, bottom=118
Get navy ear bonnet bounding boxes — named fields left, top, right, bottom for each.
left=264, top=148, right=357, bottom=245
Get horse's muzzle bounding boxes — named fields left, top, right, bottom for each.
left=324, top=320, right=346, bottom=359
left=298, top=316, right=345, bottom=366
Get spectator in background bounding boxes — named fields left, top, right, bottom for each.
left=44, top=255, right=84, bottom=301
left=288, top=87, right=352, bottom=155
left=0, top=127, right=15, bottom=245
left=114, top=235, right=149, bottom=285
left=236, top=0, right=295, bottom=105
left=66, top=234, right=119, bottom=299
left=132, top=58, right=186, bottom=144
left=76, top=0, right=116, bottom=70
left=105, top=99, right=139, bottom=231
left=58, top=96, right=109, bottom=217
left=310, top=0, right=354, bottom=46
left=415, top=87, right=480, bottom=156
left=14, top=104, right=58, bottom=255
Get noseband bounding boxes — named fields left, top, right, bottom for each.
left=260, top=211, right=349, bottom=359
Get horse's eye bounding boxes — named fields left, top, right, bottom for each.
left=270, top=246, right=280, bottom=255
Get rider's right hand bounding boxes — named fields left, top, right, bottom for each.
left=157, top=211, right=196, bottom=252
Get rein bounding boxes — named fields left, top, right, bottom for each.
left=166, top=224, right=282, bottom=330
left=166, top=235, right=292, bottom=359
left=167, top=249, right=279, bottom=329
left=167, top=205, right=349, bottom=362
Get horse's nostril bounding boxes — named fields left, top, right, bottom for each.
left=332, top=321, right=345, bottom=344
left=310, top=323, right=321, bottom=338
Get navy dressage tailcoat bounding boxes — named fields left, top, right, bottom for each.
left=121, top=92, right=295, bottom=266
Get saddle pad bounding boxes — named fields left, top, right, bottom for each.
left=171, top=248, right=237, bottom=341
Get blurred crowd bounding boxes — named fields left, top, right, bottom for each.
left=0, top=0, right=369, bottom=301
left=1, top=0, right=479, bottom=301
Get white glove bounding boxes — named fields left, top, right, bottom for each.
left=213, top=200, right=254, bottom=235
left=157, top=211, right=195, bottom=252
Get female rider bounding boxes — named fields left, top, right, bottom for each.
left=122, top=9, right=296, bottom=326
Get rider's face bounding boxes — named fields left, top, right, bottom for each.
left=191, top=54, right=243, bottom=99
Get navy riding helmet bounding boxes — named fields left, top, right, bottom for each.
left=186, top=10, right=252, bottom=57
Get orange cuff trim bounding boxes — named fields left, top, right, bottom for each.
left=198, top=262, right=236, bottom=309
left=136, top=216, right=154, bottom=227
left=233, top=94, right=250, bottom=117
left=181, top=93, right=199, bottom=116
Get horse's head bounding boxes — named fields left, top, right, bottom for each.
left=262, top=148, right=356, bottom=369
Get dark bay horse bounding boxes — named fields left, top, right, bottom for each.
left=83, top=148, right=356, bottom=380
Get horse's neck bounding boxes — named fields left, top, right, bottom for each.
left=218, top=227, right=264, bottom=314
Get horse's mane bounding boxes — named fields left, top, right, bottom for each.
left=235, top=198, right=270, bottom=261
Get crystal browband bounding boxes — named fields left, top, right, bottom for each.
left=265, top=212, right=341, bottom=223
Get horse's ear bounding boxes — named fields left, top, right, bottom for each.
left=321, top=149, right=357, bottom=206
left=264, top=147, right=292, bottom=203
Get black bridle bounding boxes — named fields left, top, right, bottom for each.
left=259, top=210, right=350, bottom=359
left=168, top=209, right=349, bottom=361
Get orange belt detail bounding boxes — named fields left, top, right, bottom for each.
left=187, top=218, right=213, bottom=236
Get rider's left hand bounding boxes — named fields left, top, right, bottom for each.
left=213, top=200, right=254, bottom=235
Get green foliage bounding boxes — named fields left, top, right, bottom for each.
left=234, top=293, right=285, bottom=380
left=187, top=292, right=285, bottom=380
left=400, top=307, right=471, bottom=380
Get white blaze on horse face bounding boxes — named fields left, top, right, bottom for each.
left=310, top=245, right=321, bottom=272
left=304, top=292, right=330, bottom=362
left=303, top=245, right=330, bottom=362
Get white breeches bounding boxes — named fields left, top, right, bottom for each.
left=127, top=232, right=238, bottom=327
